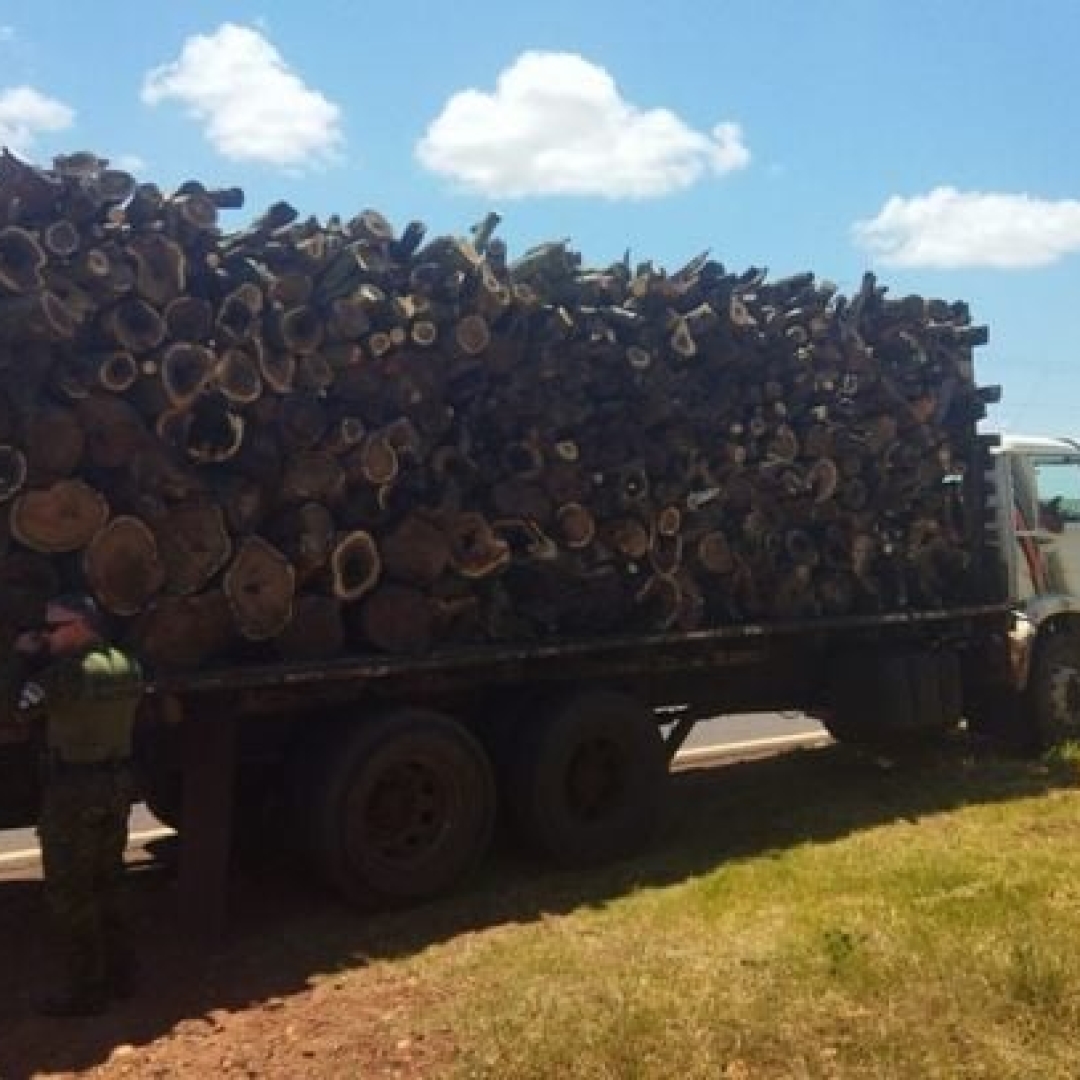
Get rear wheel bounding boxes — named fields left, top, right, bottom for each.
left=308, top=709, right=495, bottom=907
left=1027, top=630, right=1080, bottom=748
left=506, top=690, right=667, bottom=867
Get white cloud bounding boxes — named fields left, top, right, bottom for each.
left=111, top=153, right=147, bottom=174
left=416, top=51, right=750, bottom=199
left=0, top=85, right=74, bottom=156
left=142, top=23, right=343, bottom=169
left=853, top=187, right=1080, bottom=269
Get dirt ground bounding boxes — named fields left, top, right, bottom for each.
left=0, top=839, right=461, bottom=1080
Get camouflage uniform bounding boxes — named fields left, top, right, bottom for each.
left=30, top=646, right=143, bottom=1008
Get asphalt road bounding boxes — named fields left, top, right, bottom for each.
left=0, top=711, right=828, bottom=861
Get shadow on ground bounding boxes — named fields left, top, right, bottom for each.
left=0, top=741, right=1073, bottom=1078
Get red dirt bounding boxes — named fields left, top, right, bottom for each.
left=0, top=843, right=458, bottom=1079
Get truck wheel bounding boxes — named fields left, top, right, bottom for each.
left=507, top=691, right=667, bottom=867
left=1027, top=631, right=1080, bottom=748
left=309, top=709, right=495, bottom=907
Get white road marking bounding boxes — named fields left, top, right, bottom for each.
left=673, top=731, right=831, bottom=766
left=0, top=826, right=174, bottom=868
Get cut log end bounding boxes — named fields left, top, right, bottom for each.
left=154, top=502, right=232, bottom=596
left=447, top=512, right=510, bottom=578
left=84, top=516, right=165, bottom=616
left=331, top=530, right=381, bottom=601
left=0, top=446, right=27, bottom=501
left=97, top=351, right=139, bottom=393
left=162, top=342, right=214, bottom=409
left=381, top=514, right=450, bottom=587
left=223, top=537, right=295, bottom=641
left=454, top=314, right=491, bottom=356
left=0, top=227, right=46, bottom=294
left=10, top=479, right=109, bottom=553
left=556, top=503, right=596, bottom=549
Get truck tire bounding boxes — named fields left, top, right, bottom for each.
left=506, top=690, right=667, bottom=867
left=309, top=709, right=495, bottom=907
left=1027, top=630, right=1080, bottom=748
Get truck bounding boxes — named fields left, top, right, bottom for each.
left=0, top=152, right=1075, bottom=936
left=3, top=432, right=1078, bottom=936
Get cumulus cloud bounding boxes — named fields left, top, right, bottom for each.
left=142, top=23, right=343, bottom=169
left=0, top=85, right=74, bottom=156
left=416, top=51, right=750, bottom=198
left=853, top=187, right=1080, bottom=269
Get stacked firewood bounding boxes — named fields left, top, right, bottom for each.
left=0, top=150, right=992, bottom=668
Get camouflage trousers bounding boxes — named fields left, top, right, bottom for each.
left=37, top=766, right=134, bottom=998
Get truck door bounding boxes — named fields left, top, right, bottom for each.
left=1014, top=455, right=1080, bottom=599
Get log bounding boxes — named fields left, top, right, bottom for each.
left=76, top=393, right=147, bottom=468
left=129, top=234, right=186, bottom=308
left=274, top=502, right=335, bottom=583
left=330, top=530, right=380, bottom=601
left=223, top=536, right=295, bottom=640
left=380, top=513, right=451, bottom=586
left=214, top=347, right=263, bottom=405
left=24, top=406, right=85, bottom=483
left=184, top=398, right=245, bottom=464
left=96, top=351, right=140, bottom=393
left=10, top=479, right=109, bottom=552
left=0, top=291, right=79, bottom=341
left=446, top=512, right=510, bottom=578
left=161, top=342, right=215, bottom=408
left=0, top=227, right=46, bottom=293
left=103, top=295, right=167, bottom=353
left=84, top=516, right=165, bottom=615
left=0, top=149, right=992, bottom=665
left=165, top=296, right=213, bottom=342
left=153, top=502, right=233, bottom=595
left=134, top=591, right=235, bottom=670
left=0, top=445, right=27, bottom=501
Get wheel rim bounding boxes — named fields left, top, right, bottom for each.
left=565, top=737, right=626, bottom=822
left=344, top=755, right=454, bottom=869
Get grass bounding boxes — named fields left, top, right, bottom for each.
left=369, top=742, right=1080, bottom=1079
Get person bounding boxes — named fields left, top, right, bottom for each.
left=15, top=594, right=144, bottom=1017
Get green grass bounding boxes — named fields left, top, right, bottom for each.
left=377, top=743, right=1080, bottom=1079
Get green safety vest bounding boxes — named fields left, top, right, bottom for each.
left=38, top=647, right=144, bottom=765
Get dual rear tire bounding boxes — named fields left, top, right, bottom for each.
left=305, top=692, right=668, bottom=906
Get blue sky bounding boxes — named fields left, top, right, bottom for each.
left=0, top=0, right=1077, bottom=435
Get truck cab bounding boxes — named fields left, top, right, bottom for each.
left=988, top=436, right=1080, bottom=744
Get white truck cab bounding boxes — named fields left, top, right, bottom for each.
left=991, top=436, right=1080, bottom=743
